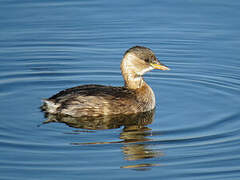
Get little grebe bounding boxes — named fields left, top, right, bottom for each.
left=41, top=46, right=169, bottom=117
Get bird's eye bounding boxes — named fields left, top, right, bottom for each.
left=145, top=59, right=150, bottom=63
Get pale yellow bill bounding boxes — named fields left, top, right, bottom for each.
left=151, top=63, right=170, bottom=70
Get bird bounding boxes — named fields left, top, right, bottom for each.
left=41, top=46, right=170, bottom=117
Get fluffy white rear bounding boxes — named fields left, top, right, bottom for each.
left=43, top=99, right=60, bottom=114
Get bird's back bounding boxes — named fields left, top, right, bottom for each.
left=42, top=84, right=140, bottom=117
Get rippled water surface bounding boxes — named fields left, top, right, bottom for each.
left=1, top=0, right=240, bottom=179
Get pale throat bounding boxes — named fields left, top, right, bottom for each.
left=121, top=54, right=153, bottom=89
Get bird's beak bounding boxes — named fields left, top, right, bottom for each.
left=151, top=63, right=170, bottom=71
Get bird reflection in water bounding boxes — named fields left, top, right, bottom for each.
left=43, top=109, right=163, bottom=170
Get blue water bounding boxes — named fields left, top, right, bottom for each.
left=1, top=0, right=240, bottom=179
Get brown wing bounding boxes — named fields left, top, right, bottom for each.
left=49, top=84, right=134, bottom=101
left=45, top=84, right=138, bottom=117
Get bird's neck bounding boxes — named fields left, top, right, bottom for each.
left=121, top=55, right=146, bottom=89
left=122, top=70, right=145, bottom=89
left=121, top=67, right=156, bottom=110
